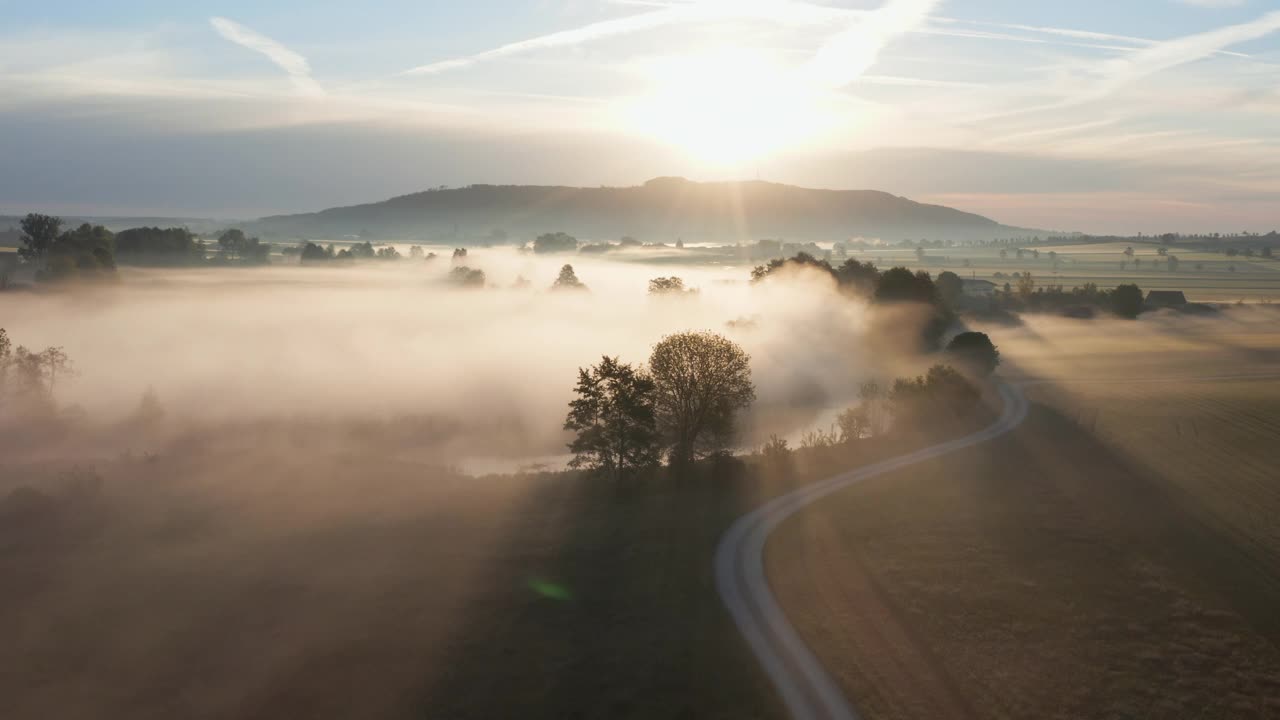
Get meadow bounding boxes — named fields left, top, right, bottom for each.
left=769, top=312, right=1280, bottom=719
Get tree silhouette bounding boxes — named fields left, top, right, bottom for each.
left=945, top=332, right=1000, bottom=377
left=935, top=271, right=963, bottom=307
left=564, top=356, right=661, bottom=481
left=18, top=214, right=62, bottom=266
left=552, top=264, right=587, bottom=291
left=1111, top=284, right=1144, bottom=319
left=534, top=232, right=578, bottom=254
left=649, top=331, right=755, bottom=467
left=874, top=266, right=937, bottom=304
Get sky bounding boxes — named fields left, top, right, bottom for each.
left=1, top=0, right=1278, bottom=234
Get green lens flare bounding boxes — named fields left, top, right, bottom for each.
left=528, top=579, right=571, bottom=601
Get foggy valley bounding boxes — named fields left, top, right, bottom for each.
left=5, top=1, right=1280, bottom=719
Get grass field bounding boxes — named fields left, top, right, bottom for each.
left=0, top=448, right=792, bottom=720
left=769, top=316, right=1280, bottom=719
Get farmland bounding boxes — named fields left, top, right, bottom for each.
left=846, top=241, right=1280, bottom=303
left=768, top=312, right=1280, bottom=719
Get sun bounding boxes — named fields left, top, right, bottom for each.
left=622, top=49, right=826, bottom=168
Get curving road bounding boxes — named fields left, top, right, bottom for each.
left=715, top=381, right=1030, bottom=720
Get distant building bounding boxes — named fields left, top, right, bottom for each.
left=961, top=279, right=997, bottom=297
left=1145, top=290, right=1188, bottom=308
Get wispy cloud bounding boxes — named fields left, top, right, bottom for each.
left=402, top=0, right=880, bottom=76
left=1083, top=10, right=1280, bottom=100
left=403, top=0, right=935, bottom=88
left=804, top=0, right=941, bottom=88
left=210, top=17, right=324, bottom=97
left=402, top=5, right=696, bottom=75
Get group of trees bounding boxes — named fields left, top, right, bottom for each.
left=832, top=333, right=997, bottom=443
left=648, top=276, right=698, bottom=296
left=534, top=232, right=578, bottom=254
left=752, top=253, right=956, bottom=348
left=565, top=332, right=755, bottom=480
left=16, top=214, right=116, bottom=282
left=212, top=229, right=270, bottom=265
left=291, top=240, right=421, bottom=263
left=988, top=276, right=1147, bottom=319
left=115, top=227, right=207, bottom=266
left=0, top=329, right=73, bottom=412
left=7, top=214, right=279, bottom=283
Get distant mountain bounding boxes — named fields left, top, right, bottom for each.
left=251, top=178, right=1032, bottom=243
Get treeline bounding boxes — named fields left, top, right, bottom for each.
left=286, top=240, right=422, bottom=262
left=751, top=252, right=952, bottom=347
left=978, top=276, right=1150, bottom=319
left=6, top=213, right=274, bottom=284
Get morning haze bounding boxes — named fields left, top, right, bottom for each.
left=2, top=1, right=1280, bottom=719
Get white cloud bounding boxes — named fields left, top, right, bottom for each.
left=210, top=17, right=325, bottom=97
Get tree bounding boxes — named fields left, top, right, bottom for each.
left=300, top=242, right=332, bottom=262
left=1016, top=272, right=1035, bottom=299
left=18, top=214, right=62, bottom=266
left=1111, top=283, right=1144, bottom=318
left=534, top=232, right=578, bottom=254
left=218, top=228, right=269, bottom=264
left=552, top=264, right=587, bottom=291
left=890, top=365, right=979, bottom=425
left=836, top=405, right=868, bottom=442
left=649, top=332, right=755, bottom=466
left=1167, top=254, right=1180, bottom=272
left=452, top=247, right=468, bottom=261
left=945, top=332, right=1000, bottom=377
left=564, top=356, right=661, bottom=480
left=409, top=245, right=425, bottom=259
left=649, top=276, right=696, bottom=295
left=55, top=223, right=116, bottom=272
left=447, top=266, right=485, bottom=288
left=751, top=252, right=835, bottom=284
left=874, top=267, right=937, bottom=304
left=935, top=270, right=963, bottom=307
left=835, top=258, right=880, bottom=295
left=218, top=229, right=247, bottom=257
left=115, top=226, right=204, bottom=266
left=39, top=347, right=72, bottom=394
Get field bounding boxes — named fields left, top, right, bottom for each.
left=768, top=313, right=1280, bottom=718
left=849, top=241, right=1280, bottom=303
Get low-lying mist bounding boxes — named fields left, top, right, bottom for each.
left=2, top=249, right=911, bottom=471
